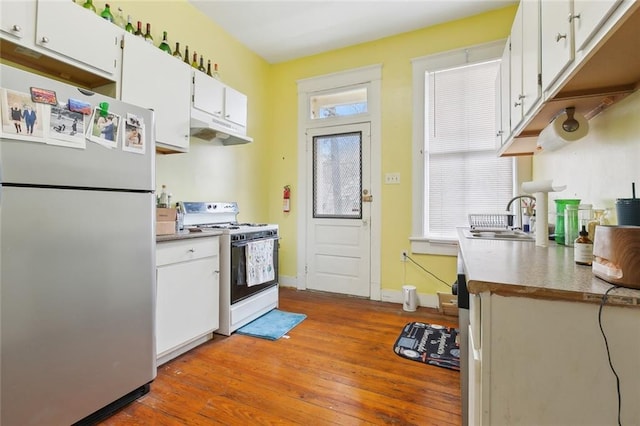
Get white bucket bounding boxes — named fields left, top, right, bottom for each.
left=402, top=285, right=418, bottom=312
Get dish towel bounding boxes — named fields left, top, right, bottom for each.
left=246, top=239, right=275, bottom=287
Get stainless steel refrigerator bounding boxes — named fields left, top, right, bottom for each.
left=0, top=64, right=156, bottom=424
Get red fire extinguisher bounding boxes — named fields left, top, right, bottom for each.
left=283, top=185, right=291, bottom=212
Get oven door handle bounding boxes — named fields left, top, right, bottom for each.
left=231, top=236, right=280, bottom=248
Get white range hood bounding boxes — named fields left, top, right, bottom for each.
left=189, top=108, right=253, bottom=145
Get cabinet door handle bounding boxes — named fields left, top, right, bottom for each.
left=556, top=33, right=567, bottom=42
left=568, top=13, right=581, bottom=23
left=514, top=101, right=522, bottom=107
left=518, top=94, right=526, bottom=100
left=40, top=36, right=50, bottom=44
left=12, top=24, right=22, bottom=32
left=496, top=130, right=504, bottom=137
left=187, top=248, right=195, bottom=253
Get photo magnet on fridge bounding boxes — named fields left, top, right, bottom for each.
left=30, top=87, right=58, bottom=105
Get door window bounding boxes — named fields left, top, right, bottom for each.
left=312, top=131, right=362, bottom=219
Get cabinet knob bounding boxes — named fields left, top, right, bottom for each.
left=568, top=13, right=581, bottom=23
left=496, top=130, right=504, bottom=137
left=556, top=33, right=567, bottom=42
left=514, top=101, right=522, bottom=107
left=40, top=36, right=50, bottom=44
left=12, top=24, right=22, bottom=32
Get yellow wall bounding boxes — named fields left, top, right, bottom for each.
left=80, top=2, right=518, bottom=295
left=268, top=6, right=518, bottom=294
left=115, top=0, right=273, bottom=220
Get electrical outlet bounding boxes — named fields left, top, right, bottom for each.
left=385, top=172, right=401, bottom=184
left=401, top=250, right=408, bottom=262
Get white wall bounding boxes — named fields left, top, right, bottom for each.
left=533, top=90, right=640, bottom=224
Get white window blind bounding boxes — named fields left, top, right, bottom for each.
left=425, top=59, right=513, bottom=239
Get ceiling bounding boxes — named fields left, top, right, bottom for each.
left=188, top=1, right=516, bottom=63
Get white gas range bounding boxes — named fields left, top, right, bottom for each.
left=181, top=202, right=279, bottom=335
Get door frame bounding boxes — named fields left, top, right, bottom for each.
left=296, top=64, right=382, bottom=300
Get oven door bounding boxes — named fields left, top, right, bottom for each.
left=230, top=236, right=279, bottom=304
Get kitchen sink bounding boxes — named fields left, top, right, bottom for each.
left=463, top=228, right=535, bottom=242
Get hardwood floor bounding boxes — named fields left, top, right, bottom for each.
left=101, top=288, right=461, bottom=425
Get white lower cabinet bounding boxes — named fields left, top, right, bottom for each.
left=156, top=236, right=219, bottom=365
left=471, top=292, right=640, bottom=425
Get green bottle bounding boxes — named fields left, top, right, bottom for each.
left=100, top=3, right=113, bottom=22
left=134, top=21, right=144, bottom=38
left=125, top=15, right=135, bottom=33
left=159, top=31, right=171, bottom=54
left=183, top=45, right=190, bottom=65
left=82, top=0, right=96, bottom=13
left=172, top=42, right=183, bottom=60
left=144, top=23, right=154, bottom=44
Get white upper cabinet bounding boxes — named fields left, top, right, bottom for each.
left=541, top=0, right=574, bottom=92
left=121, top=33, right=192, bottom=152
left=35, top=1, right=120, bottom=78
left=192, top=71, right=249, bottom=135
left=496, top=39, right=511, bottom=147
left=509, top=4, right=524, bottom=133
left=224, top=86, right=248, bottom=128
left=192, top=72, right=225, bottom=119
left=573, top=0, right=622, bottom=51
left=509, top=1, right=541, bottom=133
left=0, top=0, right=33, bottom=44
left=520, top=0, right=541, bottom=117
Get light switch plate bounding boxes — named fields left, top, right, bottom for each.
left=385, top=172, right=400, bottom=184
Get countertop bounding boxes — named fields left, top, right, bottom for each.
left=457, top=228, right=640, bottom=308
left=156, top=229, right=223, bottom=242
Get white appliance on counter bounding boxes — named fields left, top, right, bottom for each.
left=0, top=65, right=156, bottom=424
left=181, top=202, right=279, bottom=335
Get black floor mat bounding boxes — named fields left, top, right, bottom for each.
left=393, top=322, right=460, bottom=371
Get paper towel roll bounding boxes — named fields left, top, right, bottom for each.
left=522, top=180, right=567, bottom=194
left=536, top=109, right=589, bottom=152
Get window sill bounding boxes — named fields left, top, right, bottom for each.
left=409, top=236, right=458, bottom=256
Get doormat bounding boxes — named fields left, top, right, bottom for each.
left=393, top=322, right=460, bottom=371
left=236, top=309, right=306, bottom=340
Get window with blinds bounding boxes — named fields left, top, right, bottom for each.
left=424, top=59, right=513, bottom=239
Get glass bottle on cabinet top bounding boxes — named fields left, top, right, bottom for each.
left=134, top=21, right=144, bottom=38
left=99, top=4, right=114, bottom=22
left=198, top=56, right=206, bottom=72
left=183, top=45, right=190, bottom=65
left=172, top=42, right=183, bottom=60
left=211, top=63, right=220, bottom=80
left=82, top=0, right=96, bottom=13
left=125, top=15, right=135, bottom=33
left=144, top=23, right=154, bottom=44
left=159, top=31, right=171, bottom=54
left=114, top=7, right=126, bottom=29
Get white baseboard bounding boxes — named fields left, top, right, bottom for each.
left=278, top=275, right=441, bottom=309
left=278, top=274, right=298, bottom=288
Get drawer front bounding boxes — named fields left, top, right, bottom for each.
left=157, top=236, right=219, bottom=266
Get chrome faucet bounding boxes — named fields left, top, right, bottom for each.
left=506, top=195, right=536, bottom=230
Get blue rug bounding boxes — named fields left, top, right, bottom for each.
left=236, top=309, right=306, bottom=340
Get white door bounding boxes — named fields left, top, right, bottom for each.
left=305, top=123, right=371, bottom=297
